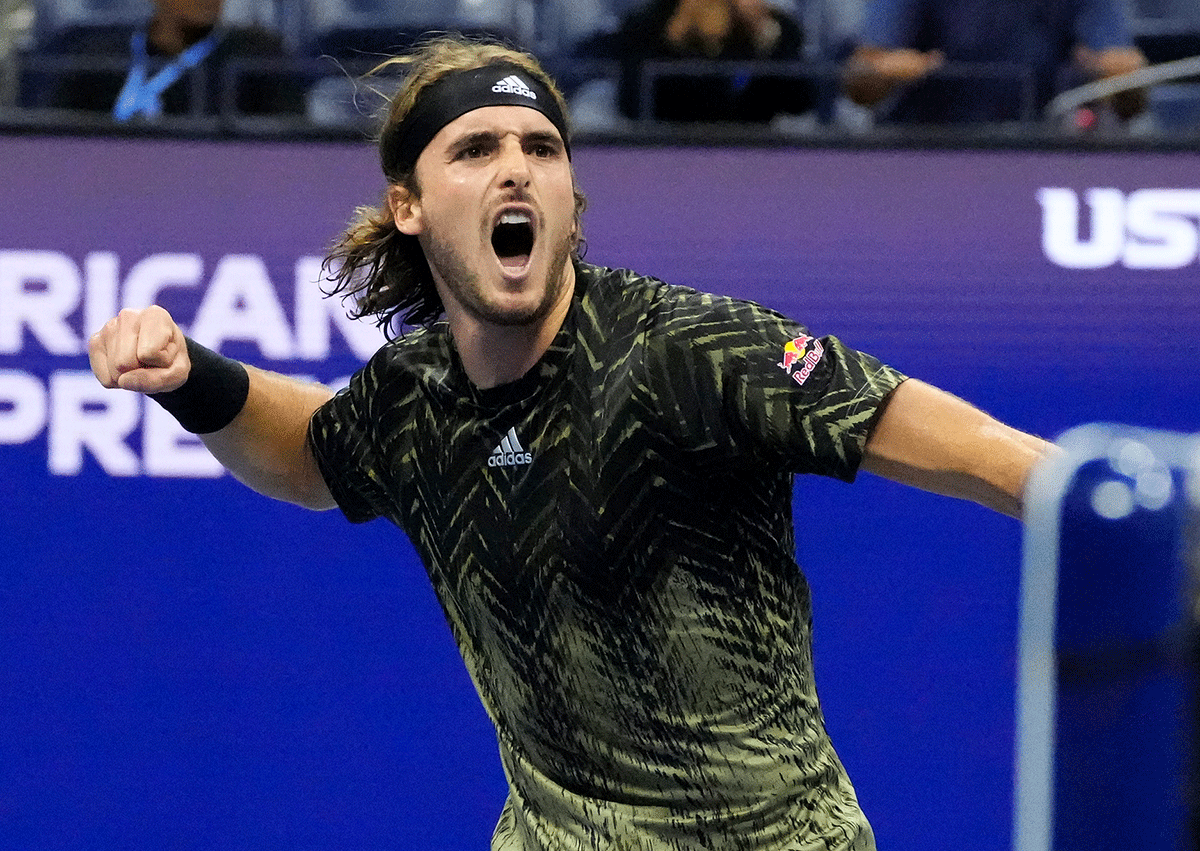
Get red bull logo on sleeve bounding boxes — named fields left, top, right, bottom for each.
left=777, top=334, right=824, bottom=386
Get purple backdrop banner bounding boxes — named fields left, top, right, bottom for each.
left=1, top=133, right=1198, bottom=850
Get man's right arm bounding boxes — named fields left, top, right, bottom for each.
left=202, top=365, right=337, bottom=509
left=89, top=305, right=336, bottom=510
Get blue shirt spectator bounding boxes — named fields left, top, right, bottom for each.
left=841, top=0, right=1148, bottom=124
left=32, top=0, right=303, bottom=119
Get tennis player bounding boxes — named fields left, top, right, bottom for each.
left=89, top=36, right=1050, bottom=851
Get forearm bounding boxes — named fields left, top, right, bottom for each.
left=864, top=428, right=1047, bottom=518
left=200, top=365, right=336, bottom=510
left=862, top=379, right=1055, bottom=519
left=91, top=308, right=338, bottom=510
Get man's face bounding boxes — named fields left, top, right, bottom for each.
left=392, top=105, right=578, bottom=329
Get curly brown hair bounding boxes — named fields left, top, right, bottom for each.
left=322, top=35, right=587, bottom=334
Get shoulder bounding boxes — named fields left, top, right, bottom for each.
left=576, top=261, right=791, bottom=332
left=575, top=262, right=722, bottom=334
left=316, top=324, right=455, bottom=442
left=575, top=263, right=804, bottom=373
left=354, top=323, right=455, bottom=395
left=369, top=322, right=450, bottom=367
left=576, top=261, right=668, bottom=305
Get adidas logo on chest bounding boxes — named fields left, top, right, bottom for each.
left=488, top=427, right=533, bottom=467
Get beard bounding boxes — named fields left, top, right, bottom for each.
left=423, top=228, right=574, bottom=328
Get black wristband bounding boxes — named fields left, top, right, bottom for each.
left=149, top=337, right=250, bottom=434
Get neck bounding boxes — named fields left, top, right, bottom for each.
left=147, top=14, right=216, bottom=56
left=447, top=266, right=575, bottom=390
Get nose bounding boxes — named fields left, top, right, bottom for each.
left=496, top=136, right=531, bottom=189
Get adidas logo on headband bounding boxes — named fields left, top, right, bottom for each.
left=384, top=62, right=570, bottom=174
left=492, top=75, right=537, bottom=100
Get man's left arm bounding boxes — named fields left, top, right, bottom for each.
left=861, top=379, right=1055, bottom=519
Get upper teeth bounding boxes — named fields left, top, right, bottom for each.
left=499, top=212, right=531, bottom=225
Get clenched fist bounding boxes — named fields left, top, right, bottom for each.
left=88, top=305, right=191, bottom=394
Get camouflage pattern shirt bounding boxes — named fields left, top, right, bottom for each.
left=308, top=262, right=907, bottom=851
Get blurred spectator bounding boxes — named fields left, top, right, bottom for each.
left=36, top=0, right=303, bottom=119
left=1, top=0, right=33, bottom=106
left=600, top=0, right=817, bottom=122
left=816, top=0, right=866, bottom=60
left=841, top=0, right=1149, bottom=126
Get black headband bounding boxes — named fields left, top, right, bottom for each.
left=380, top=62, right=571, bottom=177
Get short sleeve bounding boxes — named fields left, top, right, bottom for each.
left=307, top=358, right=396, bottom=524
left=642, top=291, right=906, bottom=481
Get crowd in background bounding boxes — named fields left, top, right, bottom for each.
left=1, top=0, right=1198, bottom=138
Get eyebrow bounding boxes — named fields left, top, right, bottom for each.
left=448, top=131, right=496, bottom=153
left=522, top=131, right=564, bottom=150
left=447, top=129, right=564, bottom=156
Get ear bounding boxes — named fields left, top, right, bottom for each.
left=388, top=184, right=423, bottom=236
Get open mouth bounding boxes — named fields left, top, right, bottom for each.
left=491, top=212, right=535, bottom=271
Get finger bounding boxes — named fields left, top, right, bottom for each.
left=116, top=349, right=191, bottom=394
left=109, top=308, right=146, bottom=380
left=104, top=315, right=132, bottom=387
left=87, top=319, right=120, bottom=388
left=118, top=308, right=190, bottom=394
left=115, top=367, right=155, bottom=393
left=134, top=305, right=181, bottom=369
left=116, top=366, right=182, bottom=394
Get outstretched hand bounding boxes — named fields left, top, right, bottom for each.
left=88, top=306, right=191, bottom=394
